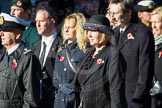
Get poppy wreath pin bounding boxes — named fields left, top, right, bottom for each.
left=127, top=33, right=135, bottom=40
left=51, top=48, right=55, bottom=51
left=96, top=58, right=104, bottom=65
left=11, top=59, right=18, bottom=69
left=158, top=51, right=162, bottom=58
left=58, top=55, right=64, bottom=62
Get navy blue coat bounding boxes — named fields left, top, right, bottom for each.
left=53, top=41, right=85, bottom=108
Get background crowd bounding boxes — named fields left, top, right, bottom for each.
left=0, top=0, right=162, bottom=108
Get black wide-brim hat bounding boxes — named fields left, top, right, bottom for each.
left=82, top=15, right=114, bottom=36
left=134, top=0, right=156, bottom=12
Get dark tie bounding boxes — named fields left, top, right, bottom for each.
left=39, top=42, right=46, bottom=99
left=39, top=42, right=46, bottom=67
left=119, top=30, right=124, bottom=40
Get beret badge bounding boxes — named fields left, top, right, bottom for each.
left=0, top=16, right=4, bottom=25
left=17, top=0, right=23, bottom=6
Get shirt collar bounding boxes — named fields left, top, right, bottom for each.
left=7, top=43, right=20, bottom=55
left=41, top=32, right=57, bottom=46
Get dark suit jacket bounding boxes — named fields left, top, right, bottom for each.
left=32, top=35, right=62, bottom=108
left=114, top=23, right=155, bottom=107
left=75, top=44, right=121, bottom=108
left=32, top=35, right=62, bottom=78
left=0, top=43, right=41, bottom=108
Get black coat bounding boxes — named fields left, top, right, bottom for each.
left=151, top=43, right=162, bottom=108
left=0, top=43, right=41, bottom=108
left=114, top=23, right=155, bottom=108
left=155, top=43, right=162, bottom=81
left=32, top=35, right=62, bottom=108
left=75, top=44, right=121, bottom=108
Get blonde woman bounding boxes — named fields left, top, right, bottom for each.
left=53, top=13, right=87, bottom=108
left=151, top=6, right=162, bottom=108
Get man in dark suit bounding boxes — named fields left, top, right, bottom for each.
left=0, top=12, right=41, bottom=108
left=108, top=0, right=155, bottom=108
left=32, top=6, right=62, bottom=108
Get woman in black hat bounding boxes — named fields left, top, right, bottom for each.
left=75, top=15, right=121, bottom=108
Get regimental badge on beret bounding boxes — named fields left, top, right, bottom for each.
left=0, top=16, right=4, bottom=25
left=17, top=0, right=23, bottom=6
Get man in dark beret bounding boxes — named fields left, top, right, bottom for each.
left=0, top=12, right=41, bottom=108
left=10, top=0, right=41, bottom=49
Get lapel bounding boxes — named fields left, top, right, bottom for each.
left=34, top=40, right=41, bottom=58
left=0, top=44, right=24, bottom=73
left=82, top=46, right=109, bottom=84
left=117, top=23, right=136, bottom=50
left=83, top=62, right=104, bottom=84
left=0, top=55, right=9, bottom=72
left=44, top=36, right=62, bottom=65
left=0, top=48, right=6, bottom=62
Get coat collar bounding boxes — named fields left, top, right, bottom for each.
left=80, top=46, right=110, bottom=84
left=0, top=43, right=25, bottom=72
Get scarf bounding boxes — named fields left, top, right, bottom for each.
left=154, top=34, right=162, bottom=51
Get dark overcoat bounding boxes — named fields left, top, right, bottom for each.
left=75, top=44, right=121, bottom=108
left=32, top=35, right=62, bottom=108
left=151, top=43, right=162, bottom=108
left=0, top=43, right=41, bottom=108
left=114, top=23, right=155, bottom=108
left=53, top=41, right=85, bottom=108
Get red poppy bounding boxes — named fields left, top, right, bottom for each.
left=158, top=51, right=162, bottom=58
left=58, top=55, right=64, bottom=62
left=127, top=33, right=135, bottom=40
left=96, top=58, right=104, bottom=64
left=11, top=59, right=18, bottom=69
left=51, top=48, right=55, bottom=51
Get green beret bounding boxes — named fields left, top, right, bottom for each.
left=10, top=0, right=32, bottom=10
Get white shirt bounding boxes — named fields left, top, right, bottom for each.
left=39, top=32, right=57, bottom=66
left=7, top=43, right=20, bottom=55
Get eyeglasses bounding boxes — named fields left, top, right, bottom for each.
left=106, top=8, right=123, bottom=16
left=108, top=11, right=123, bottom=16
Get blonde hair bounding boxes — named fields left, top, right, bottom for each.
left=61, top=13, right=87, bottom=50
left=151, top=6, right=162, bottom=21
